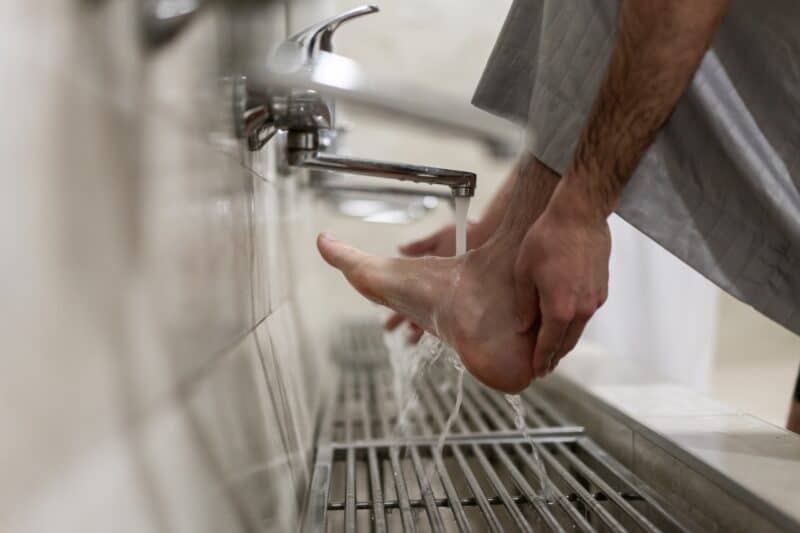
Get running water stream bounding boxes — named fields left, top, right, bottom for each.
left=386, top=196, right=551, bottom=500
left=430, top=197, right=470, bottom=462
left=454, top=196, right=469, bottom=256
left=505, top=394, right=553, bottom=500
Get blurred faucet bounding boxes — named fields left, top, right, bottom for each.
left=236, top=5, right=479, bottom=199
left=141, top=0, right=206, bottom=48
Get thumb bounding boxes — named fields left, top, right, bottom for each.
left=398, top=230, right=442, bottom=257
left=513, top=262, right=540, bottom=333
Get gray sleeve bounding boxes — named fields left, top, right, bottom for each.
left=523, top=2, right=617, bottom=173
left=471, top=0, right=543, bottom=127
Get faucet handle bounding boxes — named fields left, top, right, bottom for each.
left=285, top=5, right=379, bottom=64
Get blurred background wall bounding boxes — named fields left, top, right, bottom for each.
left=0, top=1, right=328, bottom=531
left=0, top=1, right=797, bottom=532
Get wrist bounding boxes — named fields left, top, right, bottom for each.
left=549, top=172, right=613, bottom=225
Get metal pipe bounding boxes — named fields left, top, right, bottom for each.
left=289, top=132, right=476, bottom=197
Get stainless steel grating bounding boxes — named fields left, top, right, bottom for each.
left=304, top=323, right=699, bottom=532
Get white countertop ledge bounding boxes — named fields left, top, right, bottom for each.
left=546, top=346, right=800, bottom=530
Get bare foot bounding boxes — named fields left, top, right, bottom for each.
left=318, top=232, right=535, bottom=393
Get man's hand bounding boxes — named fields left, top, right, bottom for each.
left=507, top=0, right=730, bottom=376
left=513, top=178, right=610, bottom=377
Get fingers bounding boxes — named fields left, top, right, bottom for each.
left=514, top=262, right=540, bottom=333
left=384, top=312, right=406, bottom=331
left=399, top=230, right=442, bottom=257
left=531, top=298, right=571, bottom=378
left=548, top=316, right=588, bottom=372
left=535, top=294, right=600, bottom=375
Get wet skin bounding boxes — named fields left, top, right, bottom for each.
left=317, top=230, right=536, bottom=393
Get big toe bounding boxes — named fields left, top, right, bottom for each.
left=317, top=232, right=390, bottom=305
left=318, top=233, right=459, bottom=334
left=317, top=233, right=367, bottom=272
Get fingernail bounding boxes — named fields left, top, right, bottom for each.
left=319, top=232, right=337, bottom=242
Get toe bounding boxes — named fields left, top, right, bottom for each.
left=317, top=233, right=389, bottom=305
left=317, top=233, right=367, bottom=272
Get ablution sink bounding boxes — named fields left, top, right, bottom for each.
left=299, top=320, right=800, bottom=532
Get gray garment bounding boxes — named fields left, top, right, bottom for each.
left=473, top=0, right=800, bottom=335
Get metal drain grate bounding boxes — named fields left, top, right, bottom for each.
left=305, top=324, right=698, bottom=532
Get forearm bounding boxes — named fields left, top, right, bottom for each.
left=477, top=152, right=562, bottom=240
left=474, top=162, right=520, bottom=240
left=562, top=0, right=730, bottom=218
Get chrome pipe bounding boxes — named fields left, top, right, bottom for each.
left=288, top=131, right=475, bottom=197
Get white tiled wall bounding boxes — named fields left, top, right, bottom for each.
left=0, top=1, right=331, bottom=531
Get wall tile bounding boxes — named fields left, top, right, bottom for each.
left=143, top=7, right=221, bottom=132
left=0, top=24, right=141, bottom=522
left=258, top=309, right=314, bottom=502
left=265, top=180, right=295, bottom=310
left=139, top=112, right=255, bottom=383
left=251, top=173, right=272, bottom=321
left=1, top=433, right=158, bottom=533
left=224, top=1, right=288, bottom=74
left=0, top=0, right=322, bottom=531
left=140, top=401, right=244, bottom=533
left=1, top=1, right=144, bottom=115
left=185, top=333, right=297, bottom=531
left=235, top=462, right=298, bottom=532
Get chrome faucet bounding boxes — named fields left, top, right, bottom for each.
left=238, top=5, right=477, bottom=198
left=286, top=130, right=476, bottom=198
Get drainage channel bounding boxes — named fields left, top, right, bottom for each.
left=303, top=324, right=699, bottom=532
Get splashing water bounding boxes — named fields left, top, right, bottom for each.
left=384, top=331, right=448, bottom=436
left=505, top=394, right=553, bottom=501
left=434, top=350, right=465, bottom=461
left=384, top=197, right=471, bottom=490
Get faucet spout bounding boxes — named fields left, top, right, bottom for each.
left=287, top=131, right=476, bottom=197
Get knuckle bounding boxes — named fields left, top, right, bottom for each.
left=547, top=300, right=574, bottom=324
left=576, top=304, right=595, bottom=321
left=554, top=314, right=571, bottom=327
left=561, top=342, right=578, bottom=357
left=598, top=288, right=609, bottom=307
